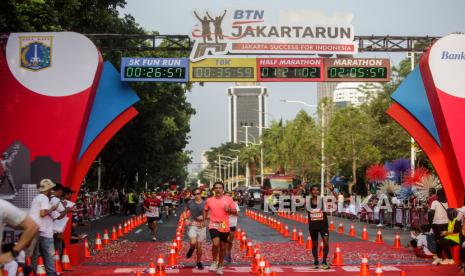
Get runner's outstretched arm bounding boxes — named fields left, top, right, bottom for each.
left=194, top=11, right=202, bottom=21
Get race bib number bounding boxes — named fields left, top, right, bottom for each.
left=309, top=210, right=324, bottom=221
left=148, top=206, right=159, bottom=217
left=212, top=221, right=227, bottom=231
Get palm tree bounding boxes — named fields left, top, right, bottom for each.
left=239, top=144, right=261, bottom=186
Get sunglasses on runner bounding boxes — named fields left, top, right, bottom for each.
left=194, top=193, right=201, bottom=195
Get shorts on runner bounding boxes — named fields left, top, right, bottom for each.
left=147, top=217, right=159, bottom=225
left=209, top=229, right=229, bottom=242
left=188, top=226, right=206, bottom=242
left=309, top=227, right=329, bottom=241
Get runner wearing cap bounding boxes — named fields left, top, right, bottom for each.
left=28, top=179, right=59, bottom=275
left=203, top=182, right=237, bottom=275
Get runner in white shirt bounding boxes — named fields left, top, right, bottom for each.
left=0, top=199, right=38, bottom=274
left=428, top=189, right=449, bottom=265
left=28, top=179, right=58, bottom=275
left=224, top=192, right=240, bottom=263
left=50, top=184, right=69, bottom=257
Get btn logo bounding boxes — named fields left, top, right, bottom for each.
left=19, top=36, right=53, bottom=71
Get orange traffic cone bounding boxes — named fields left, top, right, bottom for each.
left=62, top=248, right=72, bottom=271
left=123, top=222, right=128, bottom=234
left=298, top=229, right=304, bottom=245
left=291, top=227, right=298, bottom=241
left=103, top=229, right=110, bottom=245
left=305, top=236, right=312, bottom=251
left=156, top=254, right=166, bottom=276
left=128, top=219, right=133, bottom=231
left=393, top=232, right=401, bottom=249
left=147, top=262, right=156, bottom=275
left=283, top=225, right=289, bottom=237
left=251, top=251, right=260, bottom=273
left=361, top=226, right=369, bottom=240
left=332, top=243, right=344, bottom=266
left=264, top=261, right=273, bottom=276
left=55, top=250, right=63, bottom=273
left=359, top=255, right=370, bottom=276
left=240, top=235, right=247, bottom=250
left=374, top=262, right=383, bottom=276
left=329, top=220, right=335, bottom=231
left=167, top=247, right=177, bottom=266
left=94, top=233, right=103, bottom=251
left=36, top=256, right=46, bottom=276
left=338, top=223, right=344, bottom=234
left=257, top=257, right=266, bottom=275
left=84, top=239, right=91, bottom=257
left=16, top=265, right=24, bottom=276
left=318, top=241, right=324, bottom=258
left=118, top=223, right=123, bottom=237
left=172, top=241, right=178, bottom=253
left=176, top=235, right=182, bottom=251
left=235, top=229, right=241, bottom=240
left=375, top=230, right=384, bottom=244
left=111, top=226, right=118, bottom=241
left=246, top=241, right=254, bottom=257
left=349, top=224, right=356, bottom=237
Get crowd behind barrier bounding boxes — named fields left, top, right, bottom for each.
left=333, top=194, right=430, bottom=230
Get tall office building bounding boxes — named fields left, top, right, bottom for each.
left=317, top=82, right=338, bottom=105
left=228, top=84, right=268, bottom=144
left=332, top=82, right=383, bottom=107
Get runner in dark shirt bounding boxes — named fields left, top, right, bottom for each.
left=307, top=183, right=338, bottom=270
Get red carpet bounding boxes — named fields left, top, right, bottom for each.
left=84, top=240, right=430, bottom=265
left=65, top=264, right=460, bottom=276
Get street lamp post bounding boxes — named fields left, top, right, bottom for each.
left=218, top=154, right=222, bottom=181
left=220, top=155, right=237, bottom=191
left=230, top=149, right=241, bottom=189
left=281, top=99, right=325, bottom=195
left=242, top=125, right=252, bottom=187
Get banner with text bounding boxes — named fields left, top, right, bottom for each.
left=190, top=9, right=357, bottom=61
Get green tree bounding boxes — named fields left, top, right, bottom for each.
left=261, top=120, right=286, bottom=173
left=280, top=111, right=320, bottom=182
left=326, top=106, right=381, bottom=192
left=239, top=144, right=261, bottom=186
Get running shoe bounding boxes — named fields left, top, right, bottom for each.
left=209, top=262, right=218, bottom=271
left=313, top=262, right=319, bottom=269
left=216, top=266, right=224, bottom=275
left=152, top=237, right=157, bottom=241
left=197, top=262, right=204, bottom=270
left=321, top=263, right=330, bottom=270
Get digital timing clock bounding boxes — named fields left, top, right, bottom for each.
left=324, top=58, right=390, bottom=82
left=257, top=58, right=324, bottom=82
left=120, top=57, right=189, bottom=82
left=189, top=58, right=257, bottom=82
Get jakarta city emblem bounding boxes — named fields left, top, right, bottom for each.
left=19, top=36, right=53, bottom=71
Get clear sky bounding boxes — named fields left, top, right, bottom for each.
left=121, top=0, right=465, bottom=172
